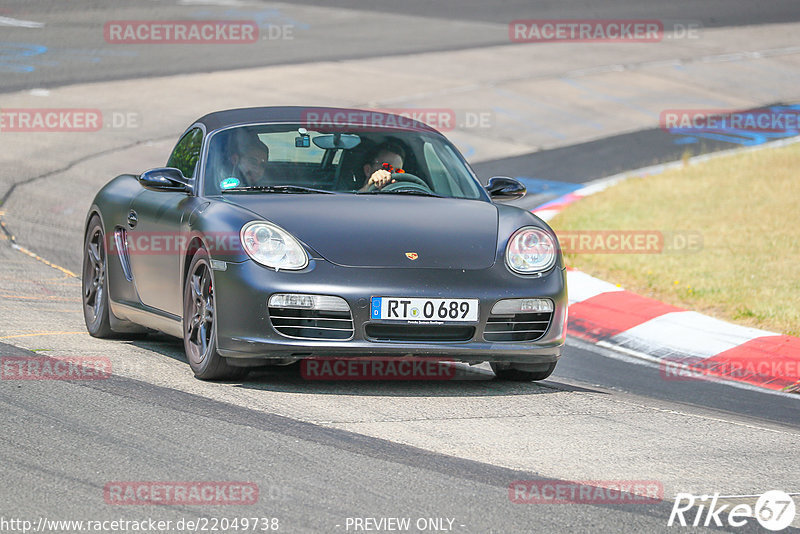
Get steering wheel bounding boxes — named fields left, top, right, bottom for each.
left=367, top=172, right=434, bottom=194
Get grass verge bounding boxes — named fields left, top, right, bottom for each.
left=550, top=142, right=800, bottom=337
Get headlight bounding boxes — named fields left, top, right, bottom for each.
left=240, top=221, right=308, bottom=270
left=505, top=227, right=557, bottom=274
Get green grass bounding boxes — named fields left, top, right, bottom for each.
left=551, top=142, right=800, bottom=337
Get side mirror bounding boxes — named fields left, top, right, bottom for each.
left=485, top=176, right=526, bottom=201
left=138, top=168, right=192, bottom=193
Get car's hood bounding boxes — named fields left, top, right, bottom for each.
left=223, top=194, right=498, bottom=269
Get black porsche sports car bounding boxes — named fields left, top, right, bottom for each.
left=82, top=107, right=567, bottom=380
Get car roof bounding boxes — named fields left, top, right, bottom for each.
left=196, top=106, right=440, bottom=134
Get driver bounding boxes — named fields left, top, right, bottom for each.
left=358, top=142, right=405, bottom=192
left=226, top=129, right=271, bottom=187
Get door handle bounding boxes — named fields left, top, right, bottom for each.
left=127, top=210, right=138, bottom=229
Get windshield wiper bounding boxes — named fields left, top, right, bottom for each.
left=356, top=189, right=442, bottom=198
left=222, top=185, right=335, bottom=194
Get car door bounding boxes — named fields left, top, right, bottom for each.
left=127, top=127, right=203, bottom=316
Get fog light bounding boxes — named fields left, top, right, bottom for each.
left=269, top=293, right=350, bottom=312
left=492, top=298, right=553, bottom=314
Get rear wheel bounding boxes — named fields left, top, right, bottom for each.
left=183, top=248, right=246, bottom=380
left=82, top=217, right=113, bottom=338
left=491, top=362, right=556, bottom=381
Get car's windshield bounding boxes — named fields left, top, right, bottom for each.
left=203, top=123, right=484, bottom=199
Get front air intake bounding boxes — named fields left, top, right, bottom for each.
left=483, top=311, right=553, bottom=342
left=268, top=294, right=354, bottom=340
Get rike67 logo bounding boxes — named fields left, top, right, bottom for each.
left=668, top=490, right=796, bottom=531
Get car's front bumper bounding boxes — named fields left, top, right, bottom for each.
left=211, top=258, right=567, bottom=364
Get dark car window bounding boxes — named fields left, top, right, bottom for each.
left=203, top=123, right=484, bottom=199
left=167, top=128, right=203, bottom=178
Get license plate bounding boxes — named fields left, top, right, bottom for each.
left=370, top=297, right=479, bottom=323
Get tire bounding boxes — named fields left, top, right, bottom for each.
left=491, top=362, right=557, bottom=381
left=82, top=216, right=114, bottom=338
left=183, top=248, right=246, bottom=380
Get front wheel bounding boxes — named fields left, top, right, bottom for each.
left=82, top=216, right=113, bottom=338
left=183, top=248, right=246, bottom=380
left=491, top=362, right=556, bottom=381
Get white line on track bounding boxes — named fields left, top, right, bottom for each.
left=0, top=16, right=45, bottom=28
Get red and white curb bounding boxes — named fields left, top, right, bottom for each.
left=533, top=139, right=800, bottom=393
left=564, top=269, right=800, bottom=392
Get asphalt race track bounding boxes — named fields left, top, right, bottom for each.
left=1, top=1, right=799, bottom=532
left=3, top=0, right=800, bottom=92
